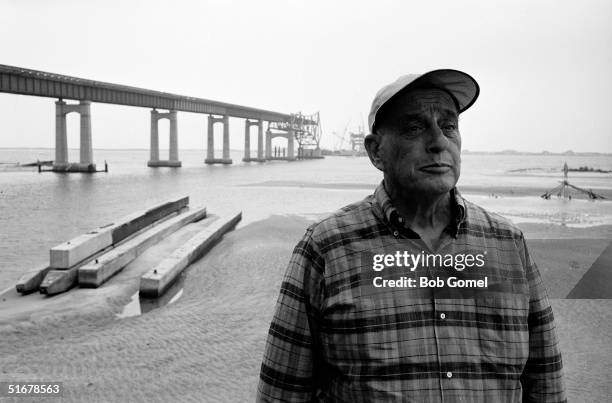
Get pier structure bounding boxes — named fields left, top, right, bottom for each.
left=268, top=112, right=323, bottom=161
left=266, top=127, right=296, bottom=161
left=148, top=109, right=181, bottom=167
left=54, top=100, right=95, bottom=172
left=205, top=114, right=232, bottom=164
left=0, top=64, right=321, bottom=172
left=243, top=119, right=265, bottom=162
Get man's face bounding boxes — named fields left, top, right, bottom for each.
left=367, top=88, right=462, bottom=197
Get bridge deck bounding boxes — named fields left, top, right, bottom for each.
left=0, top=64, right=306, bottom=123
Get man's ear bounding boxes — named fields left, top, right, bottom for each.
left=364, top=134, right=385, bottom=172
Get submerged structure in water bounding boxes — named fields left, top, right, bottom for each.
left=541, top=162, right=606, bottom=200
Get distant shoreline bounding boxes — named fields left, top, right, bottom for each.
left=0, top=147, right=611, bottom=156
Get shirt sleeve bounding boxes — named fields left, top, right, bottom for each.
left=519, top=235, right=567, bottom=403
left=257, top=226, right=325, bottom=402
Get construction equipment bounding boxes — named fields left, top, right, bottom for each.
left=269, top=112, right=323, bottom=158
left=541, top=162, right=605, bottom=200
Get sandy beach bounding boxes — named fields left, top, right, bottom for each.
left=0, top=211, right=610, bottom=402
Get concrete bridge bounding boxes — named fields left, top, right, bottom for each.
left=0, top=64, right=322, bottom=172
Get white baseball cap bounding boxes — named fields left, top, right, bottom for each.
left=368, top=69, right=480, bottom=134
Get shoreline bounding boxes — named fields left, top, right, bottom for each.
left=243, top=180, right=612, bottom=200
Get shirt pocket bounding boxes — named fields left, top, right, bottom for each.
left=474, top=295, right=530, bottom=369
left=320, top=291, right=435, bottom=370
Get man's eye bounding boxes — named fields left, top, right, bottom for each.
left=402, top=124, right=423, bottom=134
left=441, top=123, right=457, bottom=131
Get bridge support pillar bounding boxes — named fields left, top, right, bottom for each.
left=205, top=114, right=232, bottom=164
left=79, top=101, right=93, bottom=165
left=148, top=109, right=181, bottom=167
left=169, top=110, right=179, bottom=163
left=149, top=109, right=160, bottom=162
left=265, top=129, right=272, bottom=160
left=243, top=119, right=265, bottom=162
left=53, top=100, right=97, bottom=172
left=287, top=129, right=296, bottom=160
left=258, top=121, right=264, bottom=160
left=206, top=115, right=215, bottom=162
left=223, top=115, right=230, bottom=160
left=54, top=100, right=68, bottom=168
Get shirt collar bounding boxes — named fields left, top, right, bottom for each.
left=373, top=181, right=466, bottom=238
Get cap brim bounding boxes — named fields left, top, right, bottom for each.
left=368, top=69, right=480, bottom=134
left=407, top=69, right=480, bottom=114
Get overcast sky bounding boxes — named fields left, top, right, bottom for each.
left=1, top=0, right=611, bottom=152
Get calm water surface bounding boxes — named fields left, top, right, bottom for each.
left=1, top=148, right=611, bottom=287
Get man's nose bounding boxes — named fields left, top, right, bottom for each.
left=425, top=124, right=449, bottom=153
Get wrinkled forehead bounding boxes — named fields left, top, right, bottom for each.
left=374, top=88, right=459, bottom=133
left=394, top=88, right=458, bottom=114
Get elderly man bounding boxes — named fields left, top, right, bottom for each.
left=257, top=70, right=566, bottom=402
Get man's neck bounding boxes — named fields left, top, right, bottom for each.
left=384, top=181, right=453, bottom=249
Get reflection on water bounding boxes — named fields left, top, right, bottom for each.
left=117, top=273, right=185, bottom=319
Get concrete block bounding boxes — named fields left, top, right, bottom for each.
left=50, top=196, right=189, bottom=269
left=140, top=211, right=242, bottom=298
left=39, top=245, right=117, bottom=295
left=40, top=268, right=79, bottom=295
left=78, top=207, right=207, bottom=288
left=15, top=265, right=51, bottom=294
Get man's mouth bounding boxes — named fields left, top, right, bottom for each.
left=419, top=163, right=452, bottom=173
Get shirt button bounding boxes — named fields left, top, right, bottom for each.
left=440, top=313, right=446, bottom=319
left=446, top=371, right=453, bottom=378
left=393, top=230, right=399, bottom=237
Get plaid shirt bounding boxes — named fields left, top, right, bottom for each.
left=258, top=183, right=566, bottom=402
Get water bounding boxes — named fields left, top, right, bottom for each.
left=117, top=273, right=186, bottom=319
left=0, top=148, right=611, bottom=288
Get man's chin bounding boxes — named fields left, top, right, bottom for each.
left=405, top=178, right=456, bottom=196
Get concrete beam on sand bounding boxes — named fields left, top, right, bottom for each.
left=39, top=268, right=79, bottom=295
left=140, top=211, right=242, bottom=298
left=78, top=207, right=207, bottom=288
left=15, top=265, right=51, bottom=294
left=50, top=196, right=189, bottom=269
left=40, top=244, right=122, bottom=295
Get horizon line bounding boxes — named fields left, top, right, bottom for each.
left=0, top=147, right=610, bottom=156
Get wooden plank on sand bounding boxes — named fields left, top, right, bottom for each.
left=139, top=211, right=242, bottom=298
left=78, top=207, right=207, bottom=288
left=50, top=196, right=189, bottom=269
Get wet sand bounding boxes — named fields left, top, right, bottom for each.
left=0, top=216, right=611, bottom=401
left=244, top=180, right=612, bottom=200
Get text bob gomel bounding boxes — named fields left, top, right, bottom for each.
left=372, top=276, right=489, bottom=289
